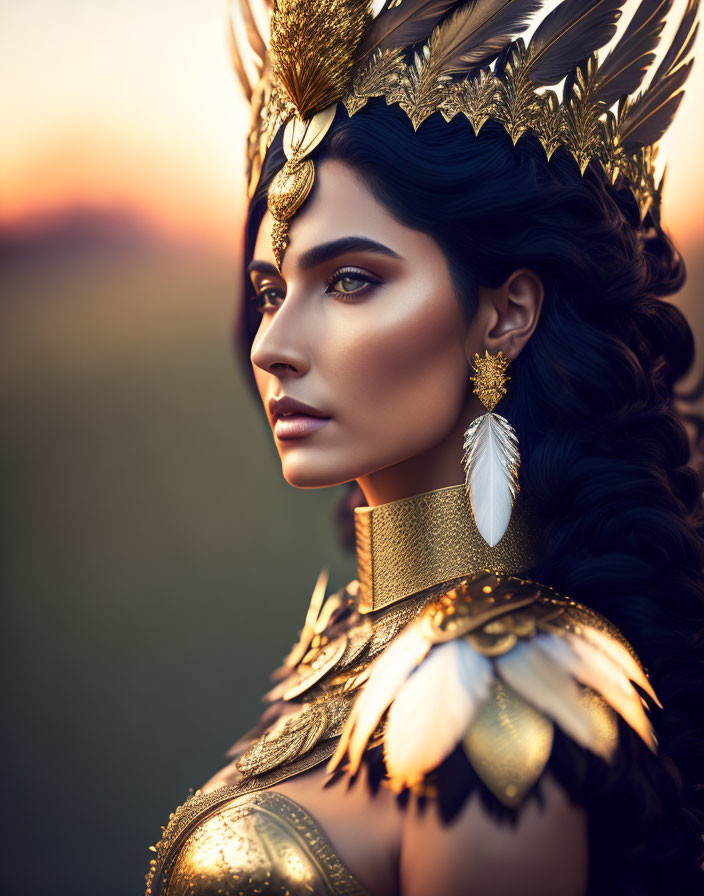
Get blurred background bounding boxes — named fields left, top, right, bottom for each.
left=1, top=1, right=703, bottom=893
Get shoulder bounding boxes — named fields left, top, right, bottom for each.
left=330, top=572, right=660, bottom=810
left=400, top=771, right=588, bottom=896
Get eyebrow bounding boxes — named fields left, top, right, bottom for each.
left=247, top=236, right=401, bottom=279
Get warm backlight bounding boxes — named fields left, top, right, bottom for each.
left=1, top=0, right=703, bottom=250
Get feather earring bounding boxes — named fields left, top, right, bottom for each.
left=462, top=349, right=520, bottom=547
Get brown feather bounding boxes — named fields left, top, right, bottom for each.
left=360, top=0, right=460, bottom=55
left=619, top=62, right=690, bottom=148
left=652, top=0, right=699, bottom=83
left=229, top=16, right=254, bottom=99
left=619, top=0, right=699, bottom=149
left=595, top=0, right=672, bottom=107
left=426, top=0, right=542, bottom=76
left=238, top=0, right=268, bottom=63
left=528, top=0, right=629, bottom=86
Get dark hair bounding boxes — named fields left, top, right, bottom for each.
left=240, top=101, right=704, bottom=892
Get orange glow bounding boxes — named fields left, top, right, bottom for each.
left=1, top=0, right=703, bottom=249
left=1, top=123, right=246, bottom=250
left=0, top=0, right=249, bottom=250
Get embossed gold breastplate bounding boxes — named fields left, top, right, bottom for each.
left=157, top=790, right=368, bottom=896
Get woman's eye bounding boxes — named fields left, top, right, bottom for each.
left=254, top=288, right=284, bottom=313
left=253, top=270, right=377, bottom=313
left=327, top=270, right=378, bottom=298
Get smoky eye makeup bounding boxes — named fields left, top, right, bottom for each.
left=248, top=265, right=285, bottom=314
left=248, top=259, right=385, bottom=313
left=325, top=266, right=383, bottom=300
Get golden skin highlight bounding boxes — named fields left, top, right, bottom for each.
left=249, top=158, right=543, bottom=507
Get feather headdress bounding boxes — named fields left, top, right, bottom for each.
left=230, top=0, right=698, bottom=265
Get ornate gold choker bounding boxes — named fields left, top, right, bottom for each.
left=354, top=484, right=539, bottom=614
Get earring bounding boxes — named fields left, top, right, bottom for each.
left=462, top=350, right=520, bottom=547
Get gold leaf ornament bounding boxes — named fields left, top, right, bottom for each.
left=463, top=678, right=554, bottom=808
left=283, top=106, right=339, bottom=160
left=563, top=55, right=603, bottom=174
left=343, top=48, right=406, bottom=116
left=495, top=39, right=540, bottom=145
left=274, top=567, right=331, bottom=678
left=534, top=89, right=565, bottom=161
left=395, top=44, right=450, bottom=130
left=444, top=67, right=501, bottom=133
left=236, top=701, right=330, bottom=777
left=391, top=0, right=539, bottom=131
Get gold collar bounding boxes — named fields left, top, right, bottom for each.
left=354, top=484, right=539, bottom=613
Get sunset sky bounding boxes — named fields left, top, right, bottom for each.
left=2, top=0, right=703, bottom=251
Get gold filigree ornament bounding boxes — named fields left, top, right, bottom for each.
left=230, top=0, right=699, bottom=246
left=267, top=105, right=338, bottom=269
left=469, top=347, right=510, bottom=411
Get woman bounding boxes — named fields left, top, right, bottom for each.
left=146, top=1, right=704, bottom=893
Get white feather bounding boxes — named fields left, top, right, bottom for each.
left=534, top=631, right=636, bottom=706
left=579, top=623, right=662, bottom=708
left=384, top=639, right=493, bottom=790
left=558, top=632, right=656, bottom=752
left=371, top=0, right=388, bottom=18
left=463, top=412, right=520, bottom=547
left=496, top=640, right=603, bottom=754
left=327, top=619, right=431, bottom=775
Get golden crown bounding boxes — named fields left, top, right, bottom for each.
left=230, top=0, right=699, bottom=268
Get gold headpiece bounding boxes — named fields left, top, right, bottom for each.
left=230, top=0, right=699, bottom=269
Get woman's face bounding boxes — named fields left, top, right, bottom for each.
left=249, top=158, right=485, bottom=494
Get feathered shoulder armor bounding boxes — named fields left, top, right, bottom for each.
left=235, top=571, right=660, bottom=810
left=144, top=571, right=662, bottom=893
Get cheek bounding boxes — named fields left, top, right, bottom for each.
left=327, top=276, right=468, bottom=449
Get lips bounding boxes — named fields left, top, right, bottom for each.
left=268, top=395, right=331, bottom=440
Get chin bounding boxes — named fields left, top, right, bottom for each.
left=279, top=449, right=364, bottom=490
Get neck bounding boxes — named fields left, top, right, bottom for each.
left=354, top=483, right=538, bottom=613
left=356, top=397, right=483, bottom=507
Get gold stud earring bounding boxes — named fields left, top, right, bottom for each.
left=462, top=350, right=520, bottom=547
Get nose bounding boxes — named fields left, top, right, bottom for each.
left=250, top=298, right=310, bottom=377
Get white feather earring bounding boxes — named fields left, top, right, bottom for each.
left=462, top=350, right=520, bottom=547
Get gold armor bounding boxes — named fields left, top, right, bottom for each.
left=146, top=485, right=659, bottom=895
left=160, top=791, right=368, bottom=896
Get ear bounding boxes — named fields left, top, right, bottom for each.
left=467, top=269, right=544, bottom=362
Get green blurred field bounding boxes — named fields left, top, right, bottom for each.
left=0, top=219, right=354, bottom=894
